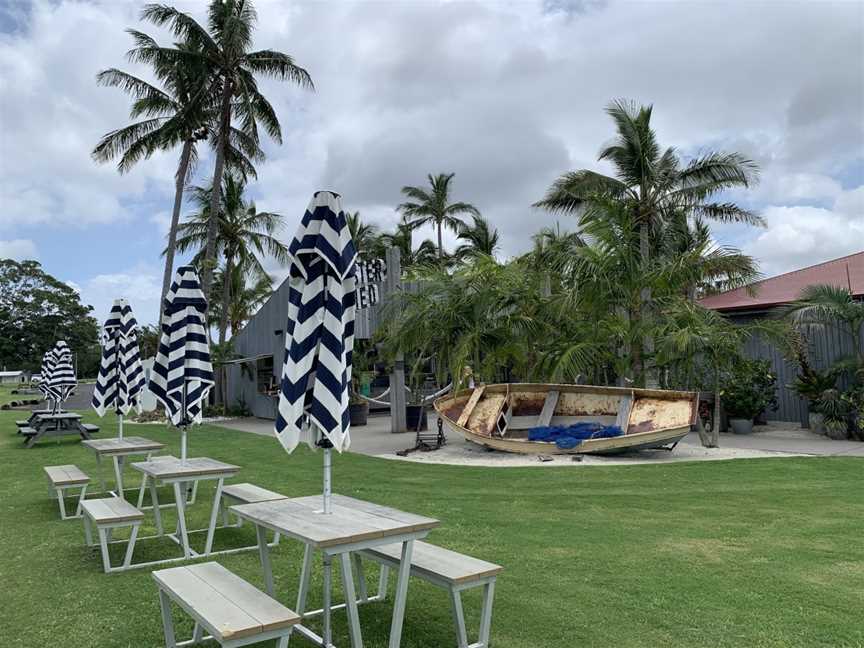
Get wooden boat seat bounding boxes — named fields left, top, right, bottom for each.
left=536, top=390, right=560, bottom=427
left=152, top=562, right=300, bottom=647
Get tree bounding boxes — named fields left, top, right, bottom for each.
left=454, top=214, right=500, bottom=262
left=138, top=0, right=313, bottom=303
left=209, top=265, right=272, bottom=337
left=0, top=260, right=100, bottom=376
left=398, top=173, right=480, bottom=259
left=171, top=172, right=288, bottom=345
left=378, top=221, right=439, bottom=270
left=93, top=30, right=263, bottom=326
left=346, top=211, right=381, bottom=258
left=783, top=284, right=864, bottom=368
left=536, top=99, right=760, bottom=385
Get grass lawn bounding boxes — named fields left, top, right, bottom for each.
left=1, top=408, right=862, bottom=648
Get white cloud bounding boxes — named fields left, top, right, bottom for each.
left=76, top=264, right=163, bottom=326
left=0, top=238, right=38, bottom=260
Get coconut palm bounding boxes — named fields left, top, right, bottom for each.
left=379, top=221, right=439, bottom=269
left=536, top=99, right=760, bottom=385
left=783, top=284, right=864, bottom=365
left=209, top=265, right=272, bottom=337
left=136, top=0, right=313, bottom=301
left=346, top=211, right=381, bottom=258
left=397, top=173, right=480, bottom=259
left=171, top=173, right=289, bottom=344
left=454, top=214, right=500, bottom=263
left=93, top=30, right=264, bottom=325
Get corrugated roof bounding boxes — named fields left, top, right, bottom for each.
left=700, top=251, right=864, bottom=312
left=0, top=371, right=23, bottom=377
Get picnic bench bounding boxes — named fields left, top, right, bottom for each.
left=219, top=483, right=288, bottom=545
left=20, top=413, right=99, bottom=447
left=81, top=497, right=144, bottom=573
left=44, top=464, right=90, bottom=520
left=358, top=541, right=502, bottom=648
left=153, top=562, right=301, bottom=648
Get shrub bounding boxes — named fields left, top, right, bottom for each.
left=723, top=359, right=777, bottom=420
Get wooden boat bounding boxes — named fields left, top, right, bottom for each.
left=434, top=383, right=699, bottom=455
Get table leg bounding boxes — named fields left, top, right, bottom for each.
left=449, top=589, right=469, bottom=648
left=137, top=474, right=147, bottom=509
left=323, top=555, right=332, bottom=648
left=256, top=525, right=275, bottom=596
left=172, top=482, right=191, bottom=559
left=353, top=553, right=369, bottom=603
left=388, top=539, right=415, bottom=648
left=158, top=590, right=178, bottom=648
left=55, top=487, right=67, bottom=519
left=204, top=478, right=224, bottom=555
left=149, top=478, right=163, bottom=535
left=112, top=455, right=125, bottom=500
left=340, top=552, right=364, bottom=648
left=95, top=454, right=108, bottom=493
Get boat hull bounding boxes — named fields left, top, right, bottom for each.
left=434, top=383, right=698, bottom=455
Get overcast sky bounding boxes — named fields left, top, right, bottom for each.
left=1, top=0, right=862, bottom=326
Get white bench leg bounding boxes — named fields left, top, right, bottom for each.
left=123, top=523, right=140, bottom=569
left=294, top=543, right=314, bottom=635
left=449, top=589, right=469, bottom=648
left=477, top=580, right=496, bottom=647
left=158, top=589, right=178, bottom=648
left=340, top=553, right=364, bottom=648
left=83, top=515, right=93, bottom=546
left=97, top=527, right=112, bottom=573
left=75, top=484, right=88, bottom=517
left=276, top=635, right=290, bottom=648
left=55, top=487, right=68, bottom=520
left=257, top=525, right=275, bottom=597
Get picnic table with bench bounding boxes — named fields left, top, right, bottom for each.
left=81, top=436, right=165, bottom=500
left=231, top=493, right=440, bottom=648
left=18, top=412, right=99, bottom=447
left=44, top=464, right=90, bottom=520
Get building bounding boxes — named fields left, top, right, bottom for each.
left=0, top=370, right=26, bottom=385
left=700, top=251, right=864, bottom=423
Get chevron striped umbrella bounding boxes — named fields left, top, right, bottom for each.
left=275, top=191, right=357, bottom=514
left=45, top=340, right=77, bottom=413
left=37, top=349, right=55, bottom=406
left=148, top=266, right=214, bottom=461
left=92, top=299, right=145, bottom=439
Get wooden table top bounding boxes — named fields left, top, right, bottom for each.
left=81, top=436, right=165, bottom=455
left=131, top=456, right=240, bottom=479
left=230, top=494, right=439, bottom=548
left=35, top=412, right=81, bottom=420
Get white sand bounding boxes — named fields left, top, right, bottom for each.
left=374, top=438, right=801, bottom=468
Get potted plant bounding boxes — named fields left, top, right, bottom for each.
left=349, top=390, right=369, bottom=427
left=789, top=369, right=837, bottom=434
left=817, top=388, right=850, bottom=440
left=723, top=359, right=777, bottom=434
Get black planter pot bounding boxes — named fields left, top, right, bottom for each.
left=349, top=402, right=369, bottom=426
left=405, top=405, right=428, bottom=431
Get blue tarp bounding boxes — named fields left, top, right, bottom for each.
left=528, top=422, right=624, bottom=449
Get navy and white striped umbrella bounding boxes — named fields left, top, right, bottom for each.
left=37, top=349, right=55, bottom=403
left=92, top=299, right=145, bottom=437
left=45, top=340, right=77, bottom=409
left=275, top=191, right=358, bottom=458
left=149, top=266, right=214, bottom=454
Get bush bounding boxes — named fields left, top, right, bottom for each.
left=723, top=359, right=777, bottom=420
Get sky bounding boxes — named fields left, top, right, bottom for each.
left=0, top=0, right=862, bottom=327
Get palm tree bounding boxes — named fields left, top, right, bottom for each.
left=346, top=211, right=381, bottom=258
left=536, top=99, right=760, bottom=385
left=397, top=173, right=480, bottom=259
left=93, top=29, right=263, bottom=325
left=136, top=0, right=313, bottom=302
left=379, top=221, right=439, bottom=269
left=171, top=173, right=289, bottom=345
left=209, top=265, right=272, bottom=336
left=454, top=214, right=500, bottom=263
left=783, top=285, right=864, bottom=365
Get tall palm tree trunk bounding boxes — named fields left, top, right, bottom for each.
left=202, top=78, right=233, bottom=307
left=159, top=139, right=194, bottom=326
left=639, top=220, right=657, bottom=387
left=219, top=256, right=232, bottom=345
left=436, top=220, right=444, bottom=259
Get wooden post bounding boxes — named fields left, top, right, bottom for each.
left=385, top=247, right=407, bottom=433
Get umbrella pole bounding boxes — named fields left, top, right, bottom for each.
left=181, top=426, right=187, bottom=463
left=323, top=447, right=332, bottom=514
left=118, top=413, right=124, bottom=440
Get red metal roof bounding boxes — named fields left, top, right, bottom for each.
left=700, top=251, right=864, bottom=312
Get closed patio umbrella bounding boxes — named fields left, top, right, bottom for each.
left=46, top=341, right=77, bottom=413
left=37, top=349, right=56, bottom=410
left=275, top=190, right=358, bottom=514
left=92, top=299, right=145, bottom=439
left=148, top=266, right=214, bottom=461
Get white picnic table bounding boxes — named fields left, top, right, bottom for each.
left=81, top=436, right=165, bottom=500
left=230, top=493, right=440, bottom=648
left=131, top=456, right=240, bottom=561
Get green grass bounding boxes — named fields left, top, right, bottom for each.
left=1, top=408, right=862, bottom=648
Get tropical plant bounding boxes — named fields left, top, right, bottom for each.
left=536, top=99, right=760, bottom=385
left=722, top=359, right=777, bottom=420
left=171, top=172, right=288, bottom=344
left=454, top=214, right=500, bottom=262
left=346, top=211, right=381, bottom=258
left=398, top=173, right=481, bottom=259
left=782, top=284, right=864, bottom=365
left=378, top=221, right=439, bottom=270
left=136, top=0, right=313, bottom=300
left=208, top=265, right=272, bottom=337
